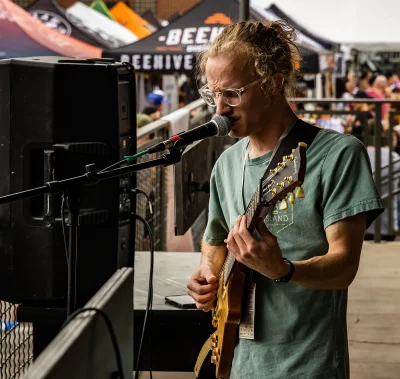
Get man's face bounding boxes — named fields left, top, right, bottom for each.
left=205, top=56, right=271, bottom=138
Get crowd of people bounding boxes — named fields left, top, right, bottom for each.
left=293, top=70, right=400, bottom=240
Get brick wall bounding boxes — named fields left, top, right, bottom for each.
left=156, top=0, right=201, bottom=21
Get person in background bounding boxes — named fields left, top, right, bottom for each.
left=357, top=68, right=373, bottom=92
left=366, top=75, right=390, bottom=120
left=364, top=127, right=400, bottom=240
left=347, top=91, right=374, bottom=140
left=147, top=89, right=169, bottom=113
left=387, top=72, right=400, bottom=90
left=315, top=102, right=345, bottom=133
left=136, top=105, right=161, bottom=128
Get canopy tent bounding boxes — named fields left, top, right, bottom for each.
left=110, top=2, right=155, bottom=39
left=0, top=0, right=102, bottom=59
left=28, top=0, right=106, bottom=48
left=65, top=1, right=138, bottom=49
left=251, top=2, right=337, bottom=53
left=102, top=0, right=320, bottom=74
left=141, top=9, right=162, bottom=31
left=252, top=0, right=400, bottom=52
left=90, top=0, right=115, bottom=20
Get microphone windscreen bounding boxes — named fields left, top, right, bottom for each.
left=212, top=115, right=233, bottom=136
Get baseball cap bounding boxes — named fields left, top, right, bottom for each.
left=147, top=90, right=170, bottom=106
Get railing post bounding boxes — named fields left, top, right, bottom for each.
left=388, top=112, right=394, bottom=236
left=239, top=0, right=250, bottom=21
left=374, top=104, right=382, bottom=242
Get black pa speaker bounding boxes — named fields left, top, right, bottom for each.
left=0, top=57, right=136, bottom=306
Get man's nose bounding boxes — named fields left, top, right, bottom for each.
left=215, top=97, right=231, bottom=115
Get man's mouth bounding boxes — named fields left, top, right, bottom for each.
left=229, top=117, right=239, bottom=126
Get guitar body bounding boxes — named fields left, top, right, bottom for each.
left=211, top=262, right=246, bottom=378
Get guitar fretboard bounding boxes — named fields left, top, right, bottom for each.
left=222, top=186, right=262, bottom=286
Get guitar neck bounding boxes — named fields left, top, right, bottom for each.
left=222, top=185, right=271, bottom=286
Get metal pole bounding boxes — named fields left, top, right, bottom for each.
left=240, top=0, right=250, bottom=21
left=374, top=105, right=382, bottom=242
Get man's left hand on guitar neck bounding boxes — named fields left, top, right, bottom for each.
left=227, top=215, right=290, bottom=280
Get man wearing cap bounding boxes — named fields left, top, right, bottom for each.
left=147, top=90, right=169, bottom=113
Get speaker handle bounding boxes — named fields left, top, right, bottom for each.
left=43, top=150, right=55, bottom=223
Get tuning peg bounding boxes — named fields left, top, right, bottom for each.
left=298, top=142, right=308, bottom=149
left=289, top=192, right=295, bottom=204
left=270, top=168, right=277, bottom=174
left=278, top=181, right=285, bottom=189
left=212, top=348, right=220, bottom=356
left=284, top=176, right=293, bottom=183
left=278, top=162, right=286, bottom=168
left=282, top=156, right=287, bottom=162
left=288, top=154, right=294, bottom=162
left=295, top=186, right=305, bottom=198
left=280, top=198, right=288, bottom=210
left=211, top=355, right=218, bottom=364
left=292, top=149, right=295, bottom=153
left=270, top=188, right=277, bottom=196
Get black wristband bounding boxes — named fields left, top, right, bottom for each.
left=274, top=258, right=295, bottom=283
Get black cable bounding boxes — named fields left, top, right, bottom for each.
left=99, top=159, right=128, bottom=173
left=61, top=191, right=69, bottom=265
left=134, top=214, right=154, bottom=379
left=131, top=188, right=153, bottom=216
left=61, top=307, right=125, bottom=379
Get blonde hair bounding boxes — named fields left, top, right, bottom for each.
left=197, top=21, right=300, bottom=98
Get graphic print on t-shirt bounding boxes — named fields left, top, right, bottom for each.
left=264, top=204, right=294, bottom=234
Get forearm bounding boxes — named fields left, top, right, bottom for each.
left=290, top=251, right=360, bottom=290
left=288, top=214, right=365, bottom=290
left=201, top=239, right=227, bottom=274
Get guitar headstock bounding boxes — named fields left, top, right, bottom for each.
left=261, top=142, right=307, bottom=210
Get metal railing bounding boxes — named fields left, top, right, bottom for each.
left=134, top=99, right=212, bottom=252
left=291, top=98, right=400, bottom=242
left=0, top=302, right=33, bottom=379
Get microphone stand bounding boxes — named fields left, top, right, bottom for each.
left=0, top=146, right=186, bottom=317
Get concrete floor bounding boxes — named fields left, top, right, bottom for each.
left=139, top=241, right=400, bottom=379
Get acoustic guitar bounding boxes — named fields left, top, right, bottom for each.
left=195, top=142, right=307, bottom=379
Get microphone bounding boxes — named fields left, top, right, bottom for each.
left=147, top=115, right=232, bottom=154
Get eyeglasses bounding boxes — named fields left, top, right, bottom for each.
left=198, top=79, right=261, bottom=107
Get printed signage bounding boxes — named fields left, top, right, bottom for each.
left=118, top=13, right=232, bottom=72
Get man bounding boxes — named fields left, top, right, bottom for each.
left=146, top=89, right=169, bottom=113
left=187, top=21, right=384, bottom=379
left=365, top=75, right=390, bottom=120
left=136, top=105, right=161, bottom=128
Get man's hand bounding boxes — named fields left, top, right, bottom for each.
left=227, top=215, right=289, bottom=279
left=187, top=263, right=219, bottom=312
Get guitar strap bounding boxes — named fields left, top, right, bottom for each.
left=262, top=119, right=321, bottom=181
left=195, top=119, right=321, bottom=378
left=241, top=119, right=320, bottom=211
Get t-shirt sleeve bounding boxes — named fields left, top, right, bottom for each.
left=203, top=163, right=229, bottom=245
left=320, top=135, right=384, bottom=229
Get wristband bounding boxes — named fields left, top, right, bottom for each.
left=274, top=258, right=295, bottom=283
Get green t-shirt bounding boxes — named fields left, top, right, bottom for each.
left=204, top=127, right=384, bottom=379
left=136, top=113, right=153, bottom=128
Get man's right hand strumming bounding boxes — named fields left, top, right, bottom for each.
left=187, top=240, right=227, bottom=311
left=187, top=263, right=219, bottom=312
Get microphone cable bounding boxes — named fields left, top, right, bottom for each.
left=61, top=307, right=125, bottom=379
